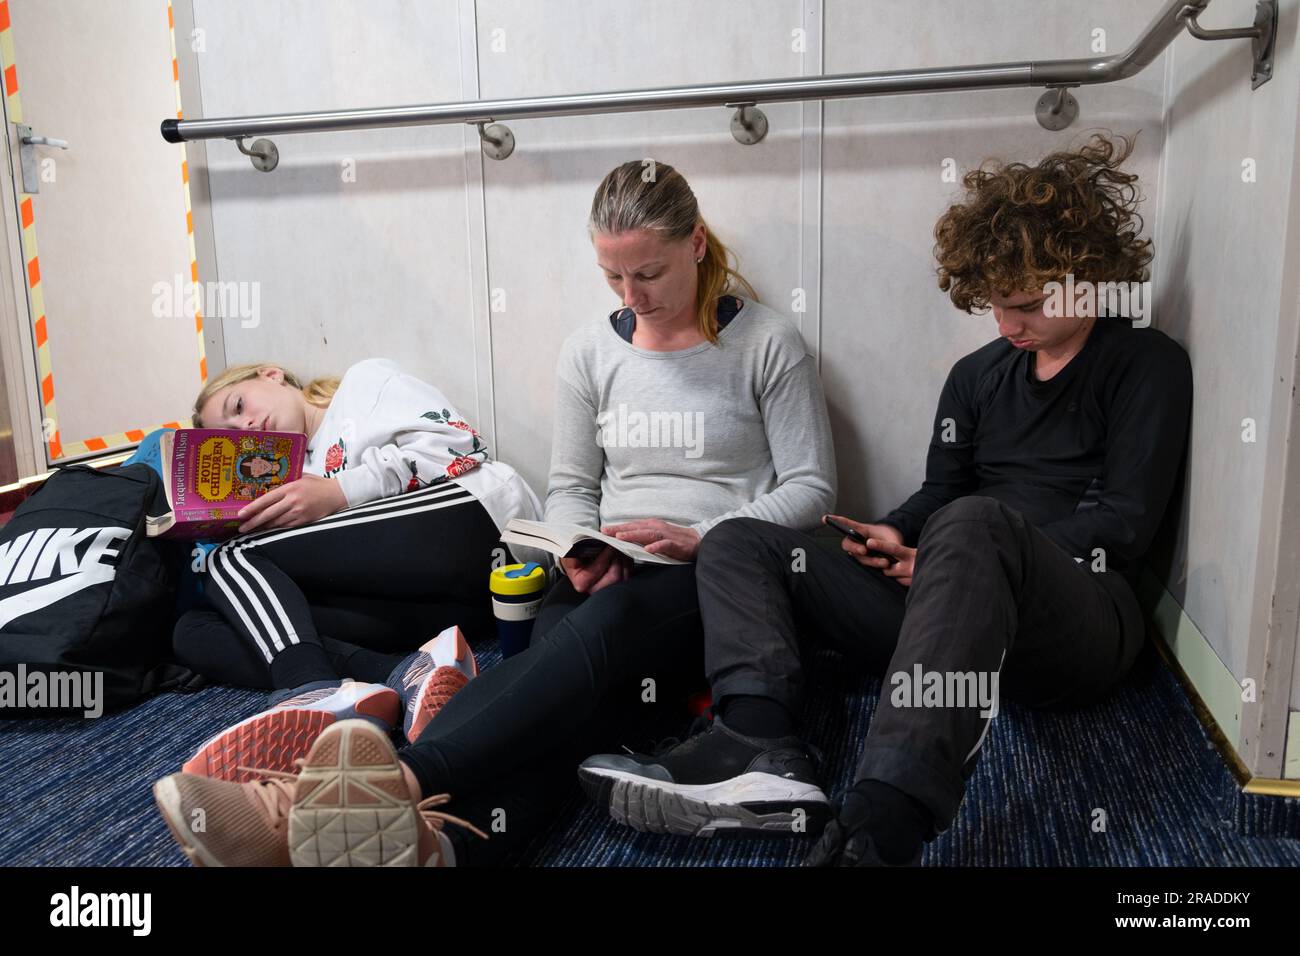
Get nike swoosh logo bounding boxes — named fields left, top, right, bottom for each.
left=0, top=564, right=117, bottom=629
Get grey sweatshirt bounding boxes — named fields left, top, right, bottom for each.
left=545, top=297, right=837, bottom=538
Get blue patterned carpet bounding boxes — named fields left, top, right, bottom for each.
left=2, top=637, right=1297, bottom=867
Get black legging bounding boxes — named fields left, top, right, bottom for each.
left=172, top=481, right=506, bottom=690
left=396, top=562, right=707, bottom=864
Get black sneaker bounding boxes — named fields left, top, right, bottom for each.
left=802, top=786, right=925, bottom=867
left=802, top=817, right=922, bottom=867
left=577, top=718, right=831, bottom=837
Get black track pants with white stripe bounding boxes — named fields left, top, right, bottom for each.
left=198, top=481, right=503, bottom=689
left=171, top=596, right=486, bottom=690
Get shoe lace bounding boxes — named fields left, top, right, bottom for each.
left=625, top=714, right=712, bottom=758
left=236, top=764, right=490, bottom=843
left=415, top=793, right=489, bottom=841
left=236, top=761, right=306, bottom=827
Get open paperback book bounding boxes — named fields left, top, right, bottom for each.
left=144, top=428, right=307, bottom=540
left=500, top=518, right=687, bottom=566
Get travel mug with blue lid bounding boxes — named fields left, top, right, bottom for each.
left=490, top=562, right=547, bottom=658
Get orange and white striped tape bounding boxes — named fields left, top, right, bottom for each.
left=0, top=1, right=19, bottom=126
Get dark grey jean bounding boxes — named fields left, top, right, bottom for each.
left=697, top=496, right=1146, bottom=831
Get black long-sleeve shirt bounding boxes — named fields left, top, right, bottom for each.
left=879, top=316, right=1193, bottom=579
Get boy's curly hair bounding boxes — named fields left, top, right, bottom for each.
left=933, top=132, right=1152, bottom=313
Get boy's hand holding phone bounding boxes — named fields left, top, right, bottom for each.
left=822, top=514, right=917, bottom=588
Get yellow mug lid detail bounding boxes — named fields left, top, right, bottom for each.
left=491, top=562, right=547, bottom=596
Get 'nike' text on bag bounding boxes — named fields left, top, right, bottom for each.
left=0, top=465, right=185, bottom=712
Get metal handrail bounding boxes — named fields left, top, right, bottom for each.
left=159, top=0, right=1275, bottom=166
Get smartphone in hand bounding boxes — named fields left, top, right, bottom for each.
left=822, top=514, right=900, bottom=565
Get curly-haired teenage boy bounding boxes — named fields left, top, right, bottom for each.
left=579, top=133, right=1193, bottom=866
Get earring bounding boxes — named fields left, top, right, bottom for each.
left=696, top=257, right=704, bottom=264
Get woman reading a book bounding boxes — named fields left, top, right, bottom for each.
left=152, top=159, right=838, bottom=868
left=164, top=358, right=546, bottom=783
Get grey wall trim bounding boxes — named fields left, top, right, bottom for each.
left=458, top=0, right=498, bottom=460
left=799, top=0, right=824, bottom=363
left=1241, top=54, right=1300, bottom=775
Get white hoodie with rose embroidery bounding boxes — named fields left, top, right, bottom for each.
left=304, top=358, right=547, bottom=566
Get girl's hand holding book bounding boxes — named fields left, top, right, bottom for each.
left=236, top=474, right=348, bottom=533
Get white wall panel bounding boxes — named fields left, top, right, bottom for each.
left=192, top=0, right=485, bottom=427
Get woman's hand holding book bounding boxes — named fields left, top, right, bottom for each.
left=562, top=545, right=632, bottom=595
left=601, top=519, right=701, bottom=563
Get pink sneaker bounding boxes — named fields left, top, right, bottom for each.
left=390, top=625, right=478, bottom=743
left=182, top=679, right=400, bottom=783
left=153, top=770, right=295, bottom=867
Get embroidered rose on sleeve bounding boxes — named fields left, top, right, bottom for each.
left=324, top=439, right=347, bottom=477
left=421, top=409, right=492, bottom=466
left=446, top=456, right=480, bottom=478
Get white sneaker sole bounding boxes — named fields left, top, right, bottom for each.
left=579, top=767, right=831, bottom=837
left=288, top=720, right=423, bottom=867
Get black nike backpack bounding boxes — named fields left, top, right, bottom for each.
left=0, top=463, right=197, bottom=714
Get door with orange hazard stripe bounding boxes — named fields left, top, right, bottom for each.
left=0, top=0, right=204, bottom=470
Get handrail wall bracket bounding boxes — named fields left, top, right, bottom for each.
left=472, top=120, right=516, bottom=160
left=233, top=136, right=279, bottom=172
left=725, top=102, right=769, bottom=145
left=1178, top=0, right=1277, bottom=89
left=1034, top=86, right=1081, bottom=132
